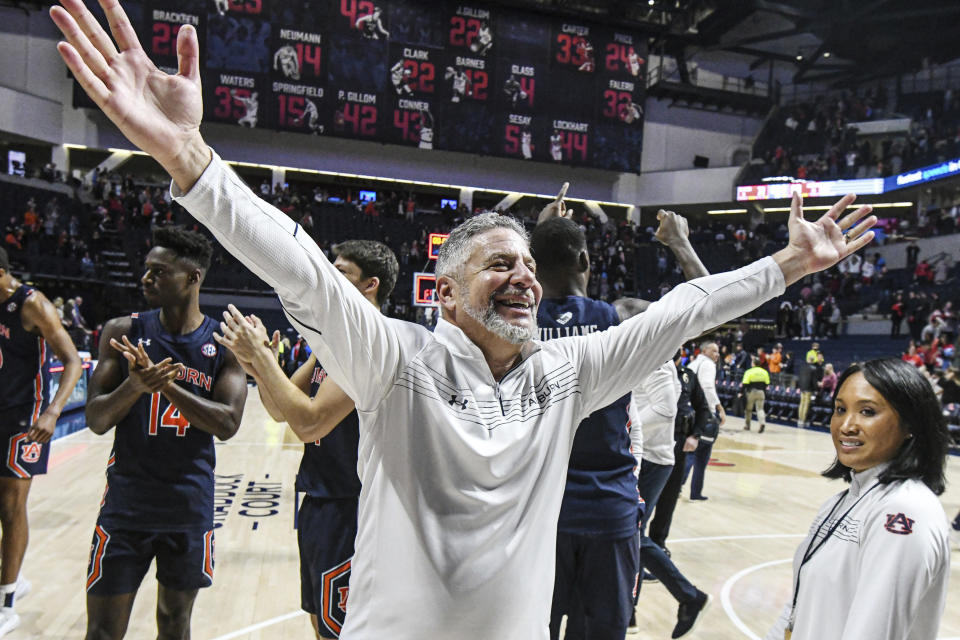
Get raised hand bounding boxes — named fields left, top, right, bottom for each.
left=248, top=315, right=282, bottom=363
left=537, top=182, right=573, bottom=225
left=110, top=335, right=182, bottom=393
left=213, top=304, right=274, bottom=365
left=654, top=209, right=690, bottom=247
left=50, top=0, right=210, bottom=190
left=774, top=192, right=876, bottom=286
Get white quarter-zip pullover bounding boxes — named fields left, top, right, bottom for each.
left=765, top=463, right=950, bottom=640
left=175, top=153, right=786, bottom=639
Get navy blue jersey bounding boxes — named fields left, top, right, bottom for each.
left=538, top=296, right=637, bottom=539
left=0, top=286, right=49, bottom=416
left=98, top=310, right=224, bottom=532
left=294, top=362, right=361, bottom=500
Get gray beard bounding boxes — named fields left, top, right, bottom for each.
left=462, top=289, right=537, bottom=345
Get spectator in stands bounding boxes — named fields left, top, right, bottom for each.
left=920, top=336, right=943, bottom=370
left=890, top=292, right=905, bottom=338
left=293, top=335, right=311, bottom=368
left=22, top=199, right=39, bottom=233
left=69, top=296, right=93, bottom=349
left=80, top=252, right=96, bottom=278
left=776, top=301, right=792, bottom=338
left=860, top=255, right=875, bottom=284
left=797, top=356, right=820, bottom=429
left=907, top=291, right=922, bottom=341
left=828, top=297, right=842, bottom=337
left=941, top=302, right=956, bottom=345
left=3, top=227, right=22, bottom=252
left=902, top=342, right=924, bottom=368
left=914, top=258, right=934, bottom=285
left=813, top=297, right=830, bottom=338
left=921, top=314, right=946, bottom=344
left=797, top=302, right=811, bottom=339
left=768, top=343, right=783, bottom=385
left=741, top=357, right=770, bottom=433
left=732, top=342, right=750, bottom=374
left=841, top=252, right=862, bottom=279
left=906, top=240, right=920, bottom=270
left=819, top=363, right=838, bottom=400
left=782, top=350, right=795, bottom=376
left=755, top=347, right=767, bottom=369
left=939, top=367, right=960, bottom=404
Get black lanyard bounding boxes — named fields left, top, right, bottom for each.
left=788, top=482, right=882, bottom=630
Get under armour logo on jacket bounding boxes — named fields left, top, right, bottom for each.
left=448, top=394, right=469, bottom=410
left=555, top=311, right=573, bottom=325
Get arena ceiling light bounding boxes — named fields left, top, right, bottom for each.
left=224, top=160, right=630, bottom=209
left=63, top=144, right=632, bottom=211
left=761, top=202, right=913, bottom=213
left=707, top=208, right=748, bottom=214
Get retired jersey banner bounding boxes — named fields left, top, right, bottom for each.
left=72, top=0, right=648, bottom=172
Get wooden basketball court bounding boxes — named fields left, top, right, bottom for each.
left=15, top=391, right=960, bottom=639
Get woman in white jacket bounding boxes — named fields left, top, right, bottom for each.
left=767, top=358, right=951, bottom=640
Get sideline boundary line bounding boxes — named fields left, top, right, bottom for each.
left=208, top=610, right=307, bottom=640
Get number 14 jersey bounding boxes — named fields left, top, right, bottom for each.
left=97, top=310, right=225, bottom=532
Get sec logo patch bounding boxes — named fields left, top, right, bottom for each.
left=201, top=343, right=217, bottom=357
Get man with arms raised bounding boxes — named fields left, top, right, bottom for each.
left=0, top=247, right=82, bottom=636
left=214, top=240, right=398, bottom=638
left=51, top=3, right=876, bottom=636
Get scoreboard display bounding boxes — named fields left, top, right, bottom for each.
left=76, top=0, right=647, bottom=173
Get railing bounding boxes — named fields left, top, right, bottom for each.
left=781, top=63, right=960, bottom=110
left=646, top=55, right=772, bottom=98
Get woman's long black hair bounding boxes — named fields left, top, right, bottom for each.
left=823, top=358, right=950, bottom=495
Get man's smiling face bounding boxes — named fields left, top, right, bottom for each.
left=455, top=227, right=541, bottom=345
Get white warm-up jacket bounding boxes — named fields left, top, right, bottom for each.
left=636, top=362, right=681, bottom=466
left=765, top=464, right=950, bottom=640
left=175, top=153, right=786, bottom=640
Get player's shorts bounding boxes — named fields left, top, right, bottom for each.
left=0, top=403, right=50, bottom=479
left=298, top=495, right=357, bottom=638
left=86, top=524, right=214, bottom=596
left=549, top=531, right=640, bottom=640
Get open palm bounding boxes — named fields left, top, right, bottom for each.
left=789, top=192, right=875, bottom=272
left=51, top=0, right=203, bottom=172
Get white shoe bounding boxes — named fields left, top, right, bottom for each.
left=14, top=577, right=29, bottom=602
left=0, top=608, right=20, bottom=636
